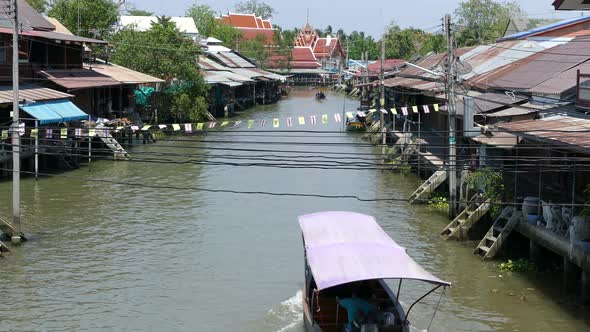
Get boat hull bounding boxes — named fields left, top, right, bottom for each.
left=346, top=122, right=366, bottom=132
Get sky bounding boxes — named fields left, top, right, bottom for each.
left=129, top=0, right=586, bottom=37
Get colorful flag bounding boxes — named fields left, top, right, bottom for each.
left=273, top=118, right=279, bottom=128
left=233, top=121, right=242, bottom=128
left=423, top=105, right=430, bottom=114
left=197, top=123, right=204, bottom=130
left=334, top=113, right=342, bottom=123
left=321, top=114, right=328, bottom=124
left=310, top=115, right=317, bottom=125
left=131, top=125, right=140, bottom=131
left=345, top=112, right=354, bottom=119
left=380, top=108, right=388, bottom=114
left=172, top=124, right=181, bottom=131
left=433, top=104, right=439, bottom=112
left=208, top=122, right=217, bottom=129
left=1, top=130, right=7, bottom=140
left=30, top=129, right=38, bottom=138
left=391, top=108, right=397, bottom=115
left=159, top=124, right=167, bottom=129
left=412, top=106, right=418, bottom=113
left=248, top=120, right=254, bottom=128
left=357, top=111, right=364, bottom=117
left=46, top=129, right=53, bottom=139
left=74, top=128, right=82, bottom=137
left=287, top=117, right=293, bottom=127
left=88, top=129, right=96, bottom=137
left=260, top=119, right=267, bottom=127
left=220, top=121, right=229, bottom=127
left=115, top=126, right=124, bottom=133
left=141, top=125, right=151, bottom=131
left=401, top=107, right=408, bottom=116
left=298, top=116, right=305, bottom=125
left=60, top=128, right=67, bottom=139
left=184, top=123, right=192, bottom=133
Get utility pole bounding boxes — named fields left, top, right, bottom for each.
left=380, top=36, right=386, bottom=158
left=445, top=14, right=457, bottom=219
left=11, top=0, right=21, bottom=245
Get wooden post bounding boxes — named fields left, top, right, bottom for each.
left=529, top=240, right=542, bottom=264
left=34, top=120, right=38, bottom=180
left=563, top=257, right=579, bottom=292
left=582, top=270, right=590, bottom=304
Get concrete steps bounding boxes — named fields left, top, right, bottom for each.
left=474, top=207, right=522, bottom=259
left=95, top=129, right=130, bottom=160
left=441, top=193, right=492, bottom=240
left=408, top=170, right=447, bottom=204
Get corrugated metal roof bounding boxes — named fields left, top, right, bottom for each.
left=0, top=0, right=54, bottom=31
left=497, top=115, right=590, bottom=152
left=198, top=56, right=229, bottom=71
left=208, top=51, right=256, bottom=68
left=499, top=15, right=590, bottom=41
left=84, top=61, right=164, bottom=84
left=0, top=84, right=73, bottom=104
left=39, top=69, right=121, bottom=90
left=471, top=132, right=519, bottom=148
left=44, top=17, right=73, bottom=35
left=0, top=27, right=107, bottom=44
left=461, top=41, right=546, bottom=80
left=528, top=61, right=590, bottom=96
left=469, top=38, right=590, bottom=90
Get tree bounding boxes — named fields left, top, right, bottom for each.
left=48, top=0, right=118, bottom=38
left=110, top=18, right=209, bottom=122
left=127, top=6, right=154, bottom=16
left=347, top=31, right=379, bottom=60
left=25, top=0, right=47, bottom=13
left=455, top=0, right=526, bottom=46
left=234, top=0, right=275, bottom=19
left=240, top=34, right=270, bottom=68
left=383, top=24, right=419, bottom=60
left=186, top=4, right=241, bottom=46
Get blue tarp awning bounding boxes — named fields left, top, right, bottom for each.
left=21, top=100, right=88, bottom=124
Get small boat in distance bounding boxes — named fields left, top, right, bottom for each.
left=315, top=91, right=326, bottom=100
left=298, top=211, right=451, bottom=332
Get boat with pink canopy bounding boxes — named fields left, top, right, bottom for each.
left=299, top=211, right=451, bottom=332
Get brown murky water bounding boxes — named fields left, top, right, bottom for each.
left=0, top=89, right=587, bottom=331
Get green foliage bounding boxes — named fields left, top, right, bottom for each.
left=235, top=0, right=275, bottom=20
left=346, top=31, right=379, bottom=60
left=383, top=23, right=447, bottom=60
left=48, top=0, right=118, bottom=38
left=499, top=259, right=537, bottom=273
left=455, top=0, right=526, bottom=46
left=240, top=34, right=270, bottom=67
left=127, top=8, right=154, bottom=16
left=25, top=0, right=47, bottom=13
left=109, top=18, right=209, bottom=122
left=428, top=193, right=449, bottom=212
left=466, top=168, right=505, bottom=217
left=186, top=4, right=241, bottom=47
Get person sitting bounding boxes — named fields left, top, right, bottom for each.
left=337, top=294, right=377, bottom=332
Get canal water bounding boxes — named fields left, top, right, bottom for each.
left=0, top=89, right=587, bottom=331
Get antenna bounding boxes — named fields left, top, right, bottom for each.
left=306, top=8, right=309, bottom=25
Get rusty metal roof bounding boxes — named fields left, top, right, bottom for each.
left=84, top=61, right=164, bottom=84
left=497, top=115, right=590, bottom=152
left=469, top=37, right=590, bottom=91
left=0, top=84, right=73, bottom=104
left=471, top=132, right=519, bottom=148
left=39, top=69, right=121, bottom=90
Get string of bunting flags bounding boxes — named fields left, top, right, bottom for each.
left=0, top=103, right=442, bottom=139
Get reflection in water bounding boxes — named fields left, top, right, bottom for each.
left=0, top=89, right=587, bottom=332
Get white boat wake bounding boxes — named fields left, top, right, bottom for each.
left=267, top=290, right=303, bottom=332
